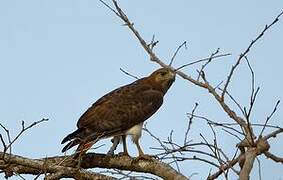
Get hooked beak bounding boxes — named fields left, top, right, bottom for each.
left=168, top=70, right=176, bottom=81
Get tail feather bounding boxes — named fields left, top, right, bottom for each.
left=73, top=141, right=95, bottom=159
left=61, top=128, right=85, bottom=153
left=61, top=128, right=84, bottom=144
left=61, top=139, right=80, bottom=153
left=61, top=128, right=103, bottom=155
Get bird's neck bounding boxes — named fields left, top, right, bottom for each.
left=138, top=77, right=167, bottom=94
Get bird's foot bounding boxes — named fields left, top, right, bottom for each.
left=75, top=158, right=83, bottom=169
left=133, top=154, right=156, bottom=162
left=106, top=150, right=115, bottom=156
left=117, top=152, right=130, bottom=157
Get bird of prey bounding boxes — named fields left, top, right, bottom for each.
left=61, top=67, right=175, bottom=159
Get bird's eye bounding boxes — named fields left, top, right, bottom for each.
left=160, top=72, right=167, bottom=76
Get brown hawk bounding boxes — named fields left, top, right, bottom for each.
left=61, top=68, right=175, bottom=158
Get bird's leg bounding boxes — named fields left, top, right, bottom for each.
left=136, top=139, right=145, bottom=157
left=107, top=136, right=120, bottom=155
left=134, top=139, right=155, bottom=161
left=119, top=135, right=129, bottom=156
left=74, top=141, right=94, bottom=168
left=77, top=152, right=83, bottom=169
left=73, top=148, right=84, bottom=168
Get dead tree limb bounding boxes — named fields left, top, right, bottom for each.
left=0, top=152, right=187, bottom=180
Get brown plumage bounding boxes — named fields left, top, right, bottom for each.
left=61, top=68, right=175, bottom=158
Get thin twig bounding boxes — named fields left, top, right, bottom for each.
left=244, top=56, right=259, bottom=120
left=259, top=100, right=280, bottom=136
left=221, top=128, right=242, bottom=141
left=119, top=68, right=139, bottom=80
left=221, top=10, right=283, bottom=100
left=176, top=53, right=231, bottom=71
left=0, top=123, right=11, bottom=154
left=6, top=119, right=49, bottom=151
left=218, top=87, right=246, bottom=118
left=263, top=128, right=283, bottom=140
left=169, top=41, right=187, bottom=66
left=148, top=34, right=159, bottom=50
left=256, top=157, right=262, bottom=180
left=187, top=113, right=244, bottom=136
left=197, top=48, right=220, bottom=81
left=264, top=151, right=283, bottom=164
left=143, top=124, right=169, bottom=153
left=207, top=156, right=240, bottom=180
left=0, top=134, right=7, bottom=152
left=184, top=103, right=198, bottom=145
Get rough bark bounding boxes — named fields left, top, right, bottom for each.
left=0, top=152, right=188, bottom=180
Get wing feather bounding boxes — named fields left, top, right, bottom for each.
left=77, top=80, right=163, bottom=139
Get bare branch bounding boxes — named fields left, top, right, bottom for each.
left=221, top=10, right=283, bottom=100
left=188, top=113, right=244, bottom=136
left=207, top=123, right=223, bottom=167
left=100, top=0, right=168, bottom=68
left=1, top=2, right=279, bottom=180
left=0, top=152, right=188, bottom=180
left=239, top=148, right=257, bottom=180
left=259, top=100, right=280, bottom=136
left=264, top=151, right=283, bottom=164
left=241, top=57, right=259, bottom=146
left=0, top=134, right=7, bottom=153
left=148, top=34, right=159, bottom=50
left=143, top=124, right=169, bottom=154
left=244, top=56, right=259, bottom=120
left=169, top=41, right=187, bottom=66
left=207, top=156, right=240, bottom=180
left=217, top=87, right=246, bottom=120
left=163, top=155, right=220, bottom=168
left=99, top=0, right=119, bottom=17
left=0, top=123, right=11, bottom=154
left=6, top=119, right=49, bottom=151
left=100, top=1, right=253, bottom=140
left=263, top=128, right=283, bottom=140
left=175, top=53, right=231, bottom=71
left=221, top=128, right=242, bottom=141
left=197, top=48, right=220, bottom=81
left=256, top=157, right=262, bottom=180
left=184, top=103, right=198, bottom=144
left=119, top=68, right=139, bottom=80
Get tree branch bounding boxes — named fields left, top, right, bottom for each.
left=221, top=10, right=283, bottom=100
left=239, top=148, right=257, bottom=180
left=264, top=151, right=283, bottom=164
left=0, top=152, right=188, bottom=180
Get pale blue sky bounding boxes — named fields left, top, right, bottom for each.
left=0, top=0, right=283, bottom=179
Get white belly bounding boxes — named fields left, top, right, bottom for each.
left=107, top=122, right=144, bottom=155
left=126, top=122, right=143, bottom=143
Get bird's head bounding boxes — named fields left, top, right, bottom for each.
left=148, top=68, right=176, bottom=93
